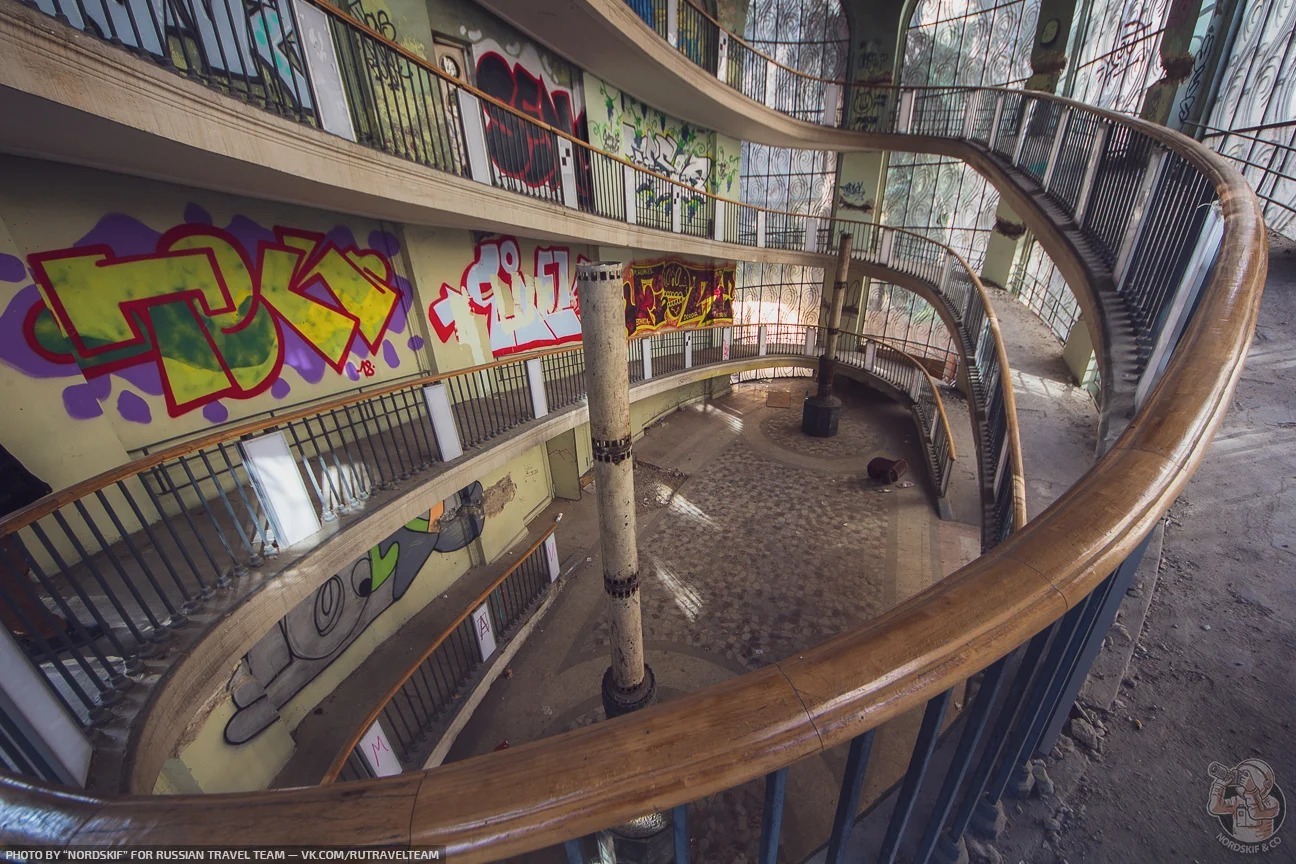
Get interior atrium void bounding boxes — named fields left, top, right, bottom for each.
left=0, top=0, right=1291, bottom=860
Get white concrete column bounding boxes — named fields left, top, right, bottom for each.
left=424, top=383, right=464, bottom=461
left=684, top=332, right=694, bottom=368
left=722, top=327, right=732, bottom=360
left=865, top=339, right=878, bottom=371
left=526, top=357, right=548, bottom=418
left=292, top=0, right=356, bottom=142
left=714, top=199, right=727, bottom=241
left=641, top=336, right=654, bottom=380
left=240, top=431, right=322, bottom=548
left=897, top=90, right=916, bottom=134
left=671, top=189, right=683, bottom=233
left=545, top=533, right=561, bottom=582
left=457, top=92, right=492, bottom=185
left=804, top=327, right=817, bottom=356
left=576, top=262, right=655, bottom=718
left=804, top=216, right=821, bottom=252
left=666, top=0, right=679, bottom=46
left=0, top=627, right=91, bottom=787
left=557, top=138, right=579, bottom=209
left=716, top=33, right=729, bottom=81
left=758, top=325, right=768, bottom=356
left=624, top=164, right=639, bottom=225
left=756, top=210, right=767, bottom=247
left=987, top=93, right=1006, bottom=151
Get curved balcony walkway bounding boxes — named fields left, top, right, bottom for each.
left=263, top=291, right=1090, bottom=861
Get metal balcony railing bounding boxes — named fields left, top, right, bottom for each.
left=0, top=1, right=1264, bottom=862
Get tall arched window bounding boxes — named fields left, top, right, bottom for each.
left=886, top=0, right=1040, bottom=267
left=743, top=0, right=849, bottom=81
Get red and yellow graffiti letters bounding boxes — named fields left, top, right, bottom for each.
left=27, top=225, right=403, bottom=418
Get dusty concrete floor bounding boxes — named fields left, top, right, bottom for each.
left=446, top=380, right=977, bottom=862
left=984, top=237, right=1296, bottom=864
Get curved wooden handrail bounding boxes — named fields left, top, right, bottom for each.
left=954, top=246, right=1027, bottom=530
left=857, top=334, right=959, bottom=462
left=0, top=1, right=1257, bottom=850
left=0, top=81, right=1261, bottom=856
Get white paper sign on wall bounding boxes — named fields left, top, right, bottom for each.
left=472, top=602, right=497, bottom=661
left=358, top=720, right=401, bottom=777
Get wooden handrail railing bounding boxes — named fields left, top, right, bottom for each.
left=0, top=1, right=1252, bottom=852
left=0, top=84, right=1257, bottom=856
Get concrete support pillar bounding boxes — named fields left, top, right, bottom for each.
left=1139, top=0, right=1208, bottom=127
left=982, top=201, right=1028, bottom=290
left=1028, top=0, right=1082, bottom=93
left=576, top=262, right=655, bottom=719
left=802, top=234, right=853, bottom=437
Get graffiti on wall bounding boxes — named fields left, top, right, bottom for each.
left=0, top=208, right=418, bottom=425
left=224, top=482, right=485, bottom=745
left=624, top=258, right=735, bottom=335
left=470, top=39, right=591, bottom=204
left=590, top=81, right=713, bottom=188
left=32, top=0, right=313, bottom=112
left=428, top=236, right=588, bottom=362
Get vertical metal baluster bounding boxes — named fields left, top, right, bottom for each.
left=672, top=803, right=689, bottom=864
left=196, top=449, right=260, bottom=567
left=144, top=468, right=217, bottom=597
left=114, top=480, right=192, bottom=620
left=71, top=498, right=168, bottom=641
left=879, top=689, right=954, bottom=863
left=0, top=555, right=106, bottom=712
left=176, top=456, right=243, bottom=582
left=759, top=767, right=788, bottom=864
left=825, top=728, right=877, bottom=864
left=86, top=491, right=179, bottom=626
left=983, top=598, right=1095, bottom=812
left=354, top=401, right=398, bottom=485
left=401, top=387, right=438, bottom=465
left=313, top=415, right=359, bottom=507
left=47, top=511, right=152, bottom=653
left=215, top=443, right=274, bottom=557
left=27, top=521, right=134, bottom=670
left=288, top=421, right=339, bottom=519
left=383, top=392, right=420, bottom=473
left=946, top=622, right=1060, bottom=847
left=331, top=406, right=379, bottom=494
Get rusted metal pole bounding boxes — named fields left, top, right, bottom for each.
left=577, top=262, right=655, bottom=718
left=803, top=233, right=853, bottom=436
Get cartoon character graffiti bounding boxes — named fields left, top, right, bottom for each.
left=0, top=211, right=414, bottom=424
left=428, top=236, right=588, bottom=361
left=224, top=482, right=485, bottom=745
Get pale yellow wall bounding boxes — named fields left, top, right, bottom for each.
left=476, top=442, right=553, bottom=563
left=0, top=157, right=432, bottom=460
left=411, top=226, right=597, bottom=373
left=161, top=442, right=554, bottom=792
left=0, top=213, right=131, bottom=496
left=1062, top=315, right=1095, bottom=386
left=630, top=380, right=710, bottom=439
